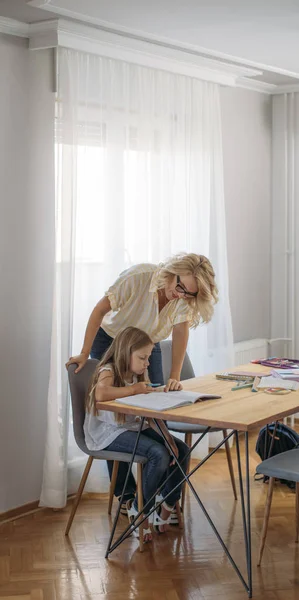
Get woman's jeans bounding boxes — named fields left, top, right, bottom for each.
left=90, top=327, right=165, bottom=498
left=105, top=428, right=189, bottom=514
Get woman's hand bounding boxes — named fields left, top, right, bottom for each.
left=132, top=382, right=153, bottom=395
left=65, top=352, right=88, bottom=373
left=165, top=378, right=183, bottom=392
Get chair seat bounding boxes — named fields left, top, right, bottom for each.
left=86, top=447, right=147, bottom=464
left=166, top=421, right=222, bottom=434
left=256, top=448, right=299, bottom=482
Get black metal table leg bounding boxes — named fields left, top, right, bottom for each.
left=105, top=417, right=145, bottom=558
left=105, top=421, right=253, bottom=597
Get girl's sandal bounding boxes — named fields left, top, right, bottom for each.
left=126, top=499, right=152, bottom=542
left=156, top=494, right=182, bottom=526
left=153, top=503, right=173, bottom=533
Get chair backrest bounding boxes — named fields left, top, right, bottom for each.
left=160, top=340, right=195, bottom=382
left=68, top=359, right=99, bottom=452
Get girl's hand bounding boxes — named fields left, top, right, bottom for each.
left=132, top=382, right=153, bottom=395
left=165, top=378, right=183, bottom=392
left=65, top=352, right=89, bottom=373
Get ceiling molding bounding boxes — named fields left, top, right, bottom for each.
left=3, top=12, right=299, bottom=94
left=29, top=18, right=263, bottom=87
left=272, top=84, right=299, bottom=95
left=27, top=1, right=299, bottom=82
left=28, top=1, right=52, bottom=5
left=0, top=17, right=29, bottom=38
left=235, top=77, right=276, bottom=95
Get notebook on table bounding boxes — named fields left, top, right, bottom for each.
left=116, top=390, right=222, bottom=411
left=216, top=371, right=269, bottom=382
left=272, top=369, right=299, bottom=381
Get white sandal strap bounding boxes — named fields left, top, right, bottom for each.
left=126, top=500, right=152, bottom=540
left=153, top=506, right=172, bottom=527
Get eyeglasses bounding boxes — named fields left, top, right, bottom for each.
left=175, top=275, right=198, bottom=298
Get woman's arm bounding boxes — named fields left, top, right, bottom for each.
left=165, top=321, right=189, bottom=392
left=66, top=296, right=111, bottom=372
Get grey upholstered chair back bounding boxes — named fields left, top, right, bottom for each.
left=160, top=340, right=195, bottom=383
left=68, top=359, right=99, bottom=453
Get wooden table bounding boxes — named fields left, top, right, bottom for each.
left=99, top=364, right=299, bottom=598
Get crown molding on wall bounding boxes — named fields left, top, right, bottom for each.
left=0, top=17, right=29, bottom=37
left=2, top=14, right=299, bottom=94
left=271, top=83, right=299, bottom=95
left=28, top=18, right=263, bottom=87
left=235, top=77, right=276, bottom=95
left=27, top=1, right=299, bottom=82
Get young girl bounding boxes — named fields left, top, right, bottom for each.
left=84, top=326, right=189, bottom=543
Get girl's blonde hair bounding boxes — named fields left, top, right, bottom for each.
left=157, top=253, right=218, bottom=327
left=86, top=327, right=154, bottom=423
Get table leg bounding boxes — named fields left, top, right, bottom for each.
left=105, top=417, right=145, bottom=558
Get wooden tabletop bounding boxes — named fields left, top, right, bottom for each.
left=96, top=364, right=299, bottom=431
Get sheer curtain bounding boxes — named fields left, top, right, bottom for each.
left=271, top=93, right=299, bottom=359
left=39, top=48, right=234, bottom=508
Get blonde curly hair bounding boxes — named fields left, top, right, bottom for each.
left=157, top=253, right=218, bottom=327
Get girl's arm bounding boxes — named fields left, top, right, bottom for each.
left=95, top=372, right=151, bottom=402
left=165, top=321, right=189, bottom=392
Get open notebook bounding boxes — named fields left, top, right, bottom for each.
left=116, top=390, right=222, bottom=411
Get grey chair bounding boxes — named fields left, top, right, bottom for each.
left=66, top=359, right=148, bottom=551
left=256, top=448, right=299, bottom=565
left=161, top=340, right=237, bottom=510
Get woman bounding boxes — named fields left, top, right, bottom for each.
left=66, top=252, right=218, bottom=508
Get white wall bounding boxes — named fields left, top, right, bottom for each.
left=0, top=35, right=55, bottom=513
left=220, top=87, right=272, bottom=343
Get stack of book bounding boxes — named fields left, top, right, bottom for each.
left=216, top=370, right=267, bottom=383
left=271, top=368, right=299, bottom=382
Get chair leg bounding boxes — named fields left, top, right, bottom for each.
left=108, top=461, right=120, bottom=515
left=296, top=482, right=299, bottom=543
left=137, top=463, right=144, bottom=552
left=257, top=476, right=275, bottom=566
left=223, top=429, right=238, bottom=501
left=181, top=432, right=192, bottom=512
left=175, top=500, right=183, bottom=529
left=65, top=456, right=93, bottom=536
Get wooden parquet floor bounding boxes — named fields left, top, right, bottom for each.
left=1, top=430, right=299, bottom=600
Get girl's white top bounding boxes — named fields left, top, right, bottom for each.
left=84, top=365, right=148, bottom=451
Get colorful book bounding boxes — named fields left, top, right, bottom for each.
left=216, top=371, right=268, bottom=382
left=251, top=358, right=299, bottom=369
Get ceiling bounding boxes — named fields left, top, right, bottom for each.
left=1, top=0, right=299, bottom=88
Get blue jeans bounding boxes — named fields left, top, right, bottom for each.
left=105, top=427, right=189, bottom=514
left=90, top=327, right=165, bottom=498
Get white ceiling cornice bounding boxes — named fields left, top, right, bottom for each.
left=27, top=2, right=299, bottom=82
left=0, top=17, right=29, bottom=37
left=28, top=18, right=263, bottom=87
left=1, top=15, right=299, bottom=94
left=272, top=84, right=299, bottom=95
left=235, top=77, right=276, bottom=95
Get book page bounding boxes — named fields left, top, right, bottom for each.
left=116, top=390, right=220, bottom=411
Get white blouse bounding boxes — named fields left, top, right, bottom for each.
left=102, top=263, right=191, bottom=343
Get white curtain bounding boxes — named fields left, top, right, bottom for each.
left=271, top=93, right=299, bottom=359
left=39, top=48, right=234, bottom=508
